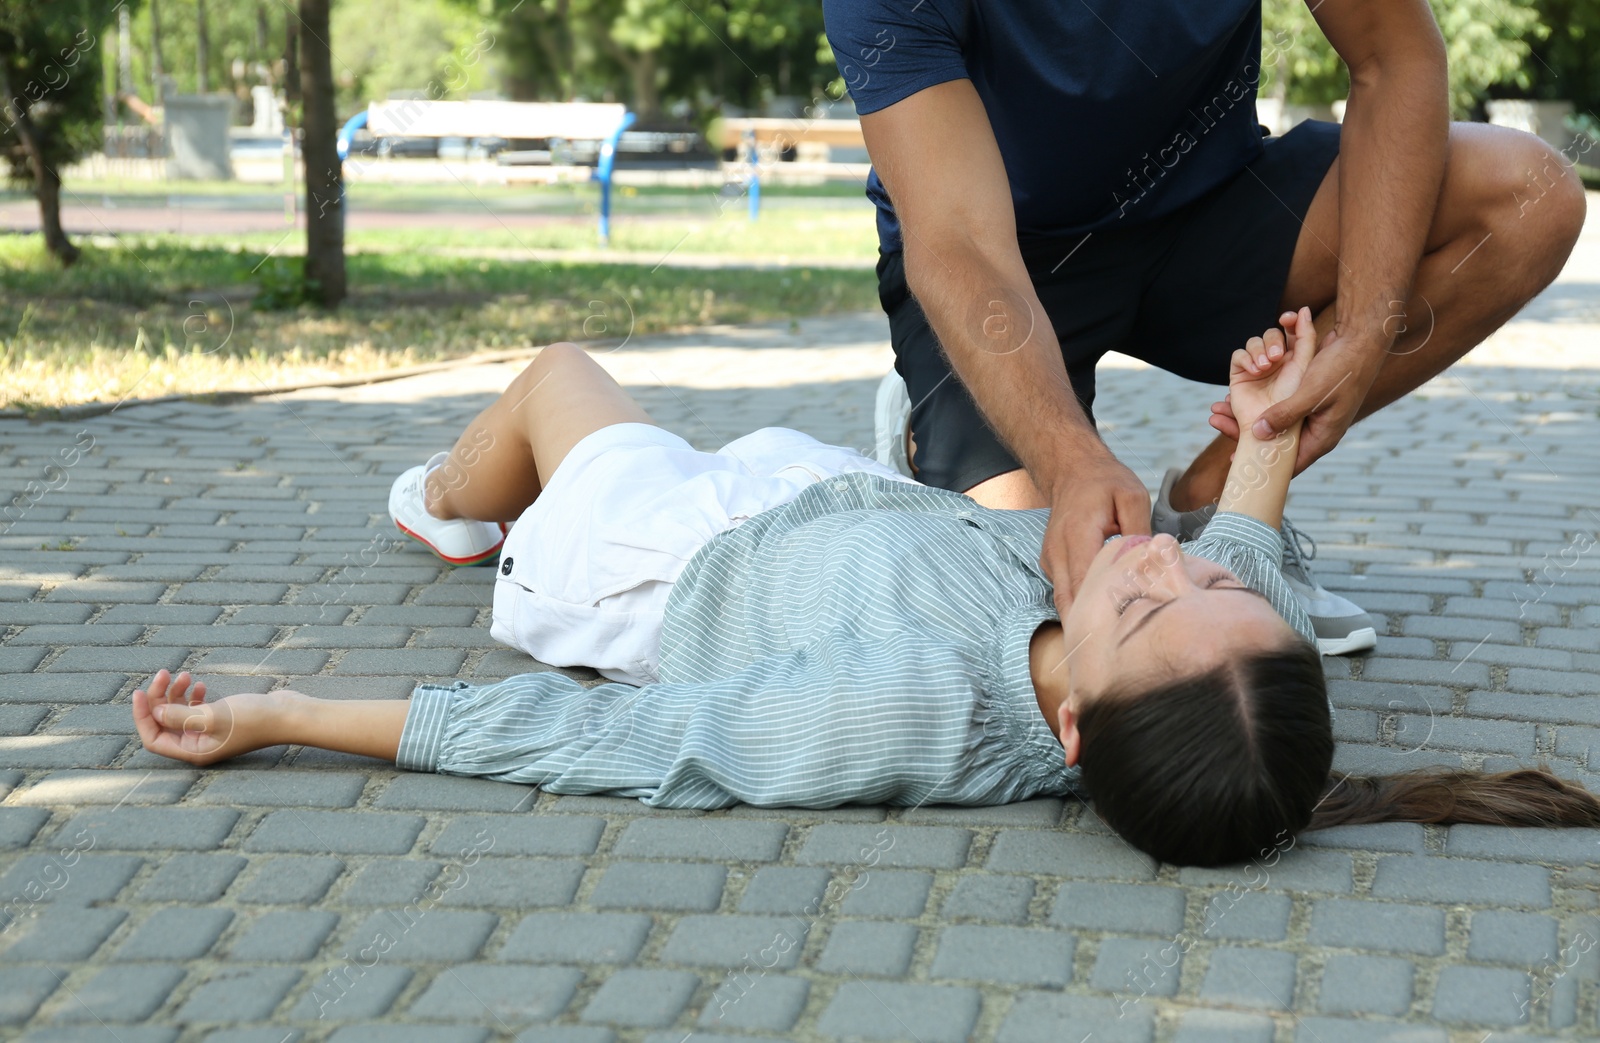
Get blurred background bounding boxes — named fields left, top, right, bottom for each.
left=1, top=0, right=1596, bottom=411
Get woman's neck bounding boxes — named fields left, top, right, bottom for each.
left=1029, top=621, right=1070, bottom=739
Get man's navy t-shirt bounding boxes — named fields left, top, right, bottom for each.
left=822, top=0, right=1269, bottom=255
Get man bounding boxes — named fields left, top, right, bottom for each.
left=824, top=0, right=1585, bottom=652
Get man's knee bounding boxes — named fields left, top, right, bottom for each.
left=1457, top=126, right=1585, bottom=285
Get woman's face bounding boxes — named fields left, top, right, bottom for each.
left=1054, top=532, right=1296, bottom=731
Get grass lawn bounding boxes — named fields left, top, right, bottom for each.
left=0, top=232, right=880, bottom=413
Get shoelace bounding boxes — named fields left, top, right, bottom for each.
left=1279, top=516, right=1317, bottom=576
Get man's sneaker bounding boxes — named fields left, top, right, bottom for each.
left=1280, top=518, right=1377, bottom=656
left=388, top=453, right=506, bottom=567
left=873, top=369, right=914, bottom=478
left=1151, top=467, right=1216, bottom=541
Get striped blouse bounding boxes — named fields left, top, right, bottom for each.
left=397, top=471, right=1315, bottom=808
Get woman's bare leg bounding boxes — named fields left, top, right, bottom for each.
left=425, top=342, right=656, bottom=523
left=133, top=669, right=411, bottom=766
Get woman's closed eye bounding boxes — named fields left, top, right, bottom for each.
left=1113, top=571, right=1242, bottom=616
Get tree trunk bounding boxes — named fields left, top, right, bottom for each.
left=298, top=0, right=345, bottom=307
left=284, top=16, right=299, bottom=106
left=196, top=0, right=209, bottom=93
left=630, top=48, right=659, bottom=119
left=150, top=0, right=166, bottom=97
left=0, top=63, right=79, bottom=266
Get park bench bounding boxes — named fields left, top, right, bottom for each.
left=337, top=100, right=636, bottom=243
left=715, top=116, right=865, bottom=218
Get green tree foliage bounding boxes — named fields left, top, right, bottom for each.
left=1261, top=0, right=1545, bottom=116
left=1527, top=0, right=1600, bottom=114
left=124, top=0, right=287, bottom=103
left=330, top=0, right=495, bottom=112
left=0, top=0, right=132, bottom=264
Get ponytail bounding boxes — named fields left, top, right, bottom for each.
left=1310, top=767, right=1600, bottom=830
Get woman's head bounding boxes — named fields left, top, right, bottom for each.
left=1053, top=532, right=1332, bottom=866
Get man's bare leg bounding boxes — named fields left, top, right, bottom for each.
left=424, top=342, right=656, bottom=523
left=133, top=669, right=411, bottom=766
left=964, top=467, right=1048, bottom=510
left=1168, top=123, right=1586, bottom=511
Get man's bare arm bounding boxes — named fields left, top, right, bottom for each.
left=1252, top=0, right=1448, bottom=460
left=860, top=79, right=1150, bottom=607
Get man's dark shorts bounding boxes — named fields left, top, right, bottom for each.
left=878, top=119, right=1342, bottom=494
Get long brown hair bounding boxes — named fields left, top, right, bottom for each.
left=1078, top=637, right=1600, bottom=867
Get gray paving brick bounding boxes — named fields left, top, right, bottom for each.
left=1091, top=936, right=1182, bottom=997
left=1173, top=1010, right=1274, bottom=1043
left=987, top=830, right=1157, bottom=879
left=1392, top=715, right=1537, bottom=756
left=408, top=964, right=584, bottom=1021
left=614, top=818, right=787, bottom=862
left=342, top=909, right=498, bottom=961
left=355, top=605, right=479, bottom=626
left=290, top=965, right=413, bottom=1021
left=580, top=969, right=700, bottom=1028
left=1291, top=1018, right=1446, bottom=1043
left=840, top=869, right=932, bottom=917
left=0, top=966, right=63, bottom=1025
left=0, top=906, right=126, bottom=960
left=46, top=646, right=189, bottom=673
left=195, top=769, right=367, bottom=807
left=665, top=914, right=809, bottom=970
left=1508, top=666, right=1600, bottom=694
left=1308, top=899, right=1448, bottom=955
left=1431, top=965, right=1532, bottom=1025
left=439, top=858, right=586, bottom=908
left=1299, top=825, right=1427, bottom=851
left=1404, top=615, right=1522, bottom=642
left=816, top=981, right=981, bottom=1043
left=0, top=707, right=47, bottom=735
left=1555, top=724, right=1600, bottom=766
left=1199, top=947, right=1297, bottom=1010
left=340, top=860, right=443, bottom=905
left=0, top=674, right=126, bottom=704
left=812, top=920, right=915, bottom=976
left=1332, top=743, right=1463, bottom=775
left=899, top=798, right=1064, bottom=826
left=699, top=973, right=809, bottom=1033
left=230, top=604, right=351, bottom=625
left=797, top=824, right=970, bottom=869
left=942, top=874, right=1034, bottom=923
left=243, top=809, right=424, bottom=854
left=326, top=1029, right=485, bottom=1043
left=430, top=815, right=600, bottom=857
left=1370, top=855, right=1551, bottom=907
left=168, top=581, right=289, bottom=605
left=1446, top=825, right=1600, bottom=864
left=374, top=774, right=536, bottom=811
left=98, top=604, right=221, bottom=624
left=1318, top=954, right=1415, bottom=1015
left=738, top=866, right=832, bottom=915
left=997, top=992, right=1154, bottom=1043
left=1362, top=658, right=1490, bottom=686
left=1180, top=850, right=1352, bottom=893
left=590, top=861, right=726, bottom=912
left=1467, top=910, right=1560, bottom=965
left=44, top=580, right=167, bottom=603
left=9, top=623, right=144, bottom=645
left=929, top=925, right=1073, bottom=986
left=1050, top=882, right=1186, bottom=935
left=233, top=855, right=345, bottom=904
left=511, top=1030, right=611, bottom=1043
left=0, top=602, right=93, bottom=624
left=59, top=963, right=186, bottom=1022
left=197, top=646, right=330, bottom=674
left=334, top=648, right=467, bottom=674
left=1467, top=690, right=1600, bottom=725
left=227, top=909, right=340, bottom=961
left=1200, top=890, right=1292, bottom=941
left=43, top=704, right=140, bottom=734
left=0, top=807, right=47, bottom=850
left=53, top=806, right=239, bottom=851
left=0, top=853, right=143, bottom=905
left=112, top=906, right=234, bottom=960
left=501, top=912, right=652, bottom=964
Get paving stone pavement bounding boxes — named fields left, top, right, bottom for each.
left=5, top=203, right=1600, bottom=1041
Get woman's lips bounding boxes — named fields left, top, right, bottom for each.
left=1113, top=534, right=1153, bottom=562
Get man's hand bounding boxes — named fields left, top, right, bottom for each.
left=1040, top=449, right=1151, bottom=620
left=1207, top=312, right=1385, bottom=474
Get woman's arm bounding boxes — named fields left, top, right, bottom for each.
left=1214, top=308, right=1319, bottom=529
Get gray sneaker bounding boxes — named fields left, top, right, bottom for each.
left=873, top=370, right=914, bottom=478
left=1279, top=518, right=1378, bottom=657
left=1151, top=467, right=1216, bottom=541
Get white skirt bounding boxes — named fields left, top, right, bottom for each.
left=491, top=423, right=914, bottom=686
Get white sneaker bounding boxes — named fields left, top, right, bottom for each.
left=388, top=453, right=506, bottom=567
left=1280, top=518, right=1378, bottom=656
left=873, top=369, right=913, bottom=477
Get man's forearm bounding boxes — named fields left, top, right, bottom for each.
left=902, top=240, right=1102, bottom=492
left=1334, top=48, right=1449, bottom=350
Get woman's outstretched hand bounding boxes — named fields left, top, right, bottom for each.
left=1208, top=307, right=1319, bottom=440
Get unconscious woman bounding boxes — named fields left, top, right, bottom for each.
left=133, top=309, right=1600, bottom=867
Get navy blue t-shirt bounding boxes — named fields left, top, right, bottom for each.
left=823, top=0, right=1269, bottom=254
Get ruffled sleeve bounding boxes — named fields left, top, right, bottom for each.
left=1182, top=512, right=1317, bottom=646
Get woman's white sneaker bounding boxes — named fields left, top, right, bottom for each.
left=388, top=453, right=506, bottom=567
